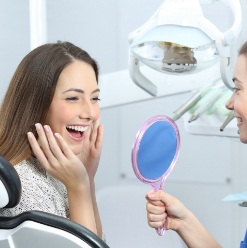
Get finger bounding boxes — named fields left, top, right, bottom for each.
left=146, top=192, right=165, bottom=206
left=147, top=199, right=165, bottom=207
left=83, top=124, right=91, bottom=142
left=43, top=125, right=65, bottom=160
left=35, top=123, right=56, bottom=163
left=146, top=190, right=172, bottom=205
left=94, top=124, right=104, bottom=150
left=148, top=219, right=166, bottom=229
left=146, top=190, right=160, bottom=200
left=93, top=117, right=100, bottom=130
left=90, top=118, right=100, bottom=144
left=54, top=132, right=75, bottom=158
left=147, top=212, right=167, bottom=223
left=147, top=210, right=167, bottom=229
left=27, top=131, right=50, bottom=168
left=146, top=202, right=166, bottom=214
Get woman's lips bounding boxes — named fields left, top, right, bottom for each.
left=66, top=125, right=89, bottom=142
left=236, top=117, right=243, bottom=128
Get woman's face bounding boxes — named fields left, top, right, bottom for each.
left=45, top=60, right=100, bottom=155
left=226, top=54, right=247, bottom=143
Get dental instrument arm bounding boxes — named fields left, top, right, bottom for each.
left=172, top=79, right=220, bottom=121
left=188, top=87, right=225, bottom=123
left=220, top=111, right=234, bottom=131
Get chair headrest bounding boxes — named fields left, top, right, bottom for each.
left=0, top=155, right=22, bottom=208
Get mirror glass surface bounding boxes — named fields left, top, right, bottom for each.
left=132, top=115, right=180, bottom=188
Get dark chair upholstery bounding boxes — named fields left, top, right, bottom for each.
left=0, top=156, right=21, bottom=208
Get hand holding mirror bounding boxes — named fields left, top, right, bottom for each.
left=131, top=115, right=180, bottom=235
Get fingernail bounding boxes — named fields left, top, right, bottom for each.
left=44, top=125, right=50, bottom=133
left=35, top=123, right=41, bottom=131
left=148, top=193, right=156, bottom=198
left=54, top=133, right=60, bottom=138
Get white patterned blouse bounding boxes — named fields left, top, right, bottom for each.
left=0, top=156, right=69, bottom=218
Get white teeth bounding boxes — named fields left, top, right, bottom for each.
left=66, top=125, right=89, bottom=132
left=237, top=117, right=242, bottom=123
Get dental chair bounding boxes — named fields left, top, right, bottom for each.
left=0, top=155, right=110, bottom=248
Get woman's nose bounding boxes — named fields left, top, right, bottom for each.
left=225, top=94, right=234, bottom=110
left=79, top=101, right=97, bottom=121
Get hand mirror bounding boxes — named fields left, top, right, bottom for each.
left=131, top=115, right=180, bottom=236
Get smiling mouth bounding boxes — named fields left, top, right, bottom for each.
left=66, top=125, right=89, bottom=139
left=237, top=117, right=243, bottom=124
left=236, top=117, right=243, bottom=125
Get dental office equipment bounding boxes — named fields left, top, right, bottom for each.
left=128, top=0, right=242, bottom=96
left=220, top=111, right=234, bottom=131
left=188, top=86, right=225, bottom=123
left=239, top=202, right=247, bottom=207
left=172, top=78, right=220, bottom=121
left=29, top=0, right=47, bottom=50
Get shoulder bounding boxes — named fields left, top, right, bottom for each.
left=14, top=156, right=67, bottom=200
left=14, top=156, right=46, bottom=180
left=5, top=157, right=69, bottom=217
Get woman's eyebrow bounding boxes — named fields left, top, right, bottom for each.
left=62, top=88, right=84, bottom=94
left=62, top=88, right=100, bottom=94
left=92, top=89, right=100, bottom=94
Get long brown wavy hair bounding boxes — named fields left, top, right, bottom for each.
left=0, top=41, right=99, bottom=165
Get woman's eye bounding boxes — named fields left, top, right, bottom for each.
left=92, top=97, right=101, bottom=102
left=232, top=87, right=240, bottom=93
left=66, top=97, right=78, bottom=101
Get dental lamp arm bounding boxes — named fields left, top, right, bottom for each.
left=220, top=53, right=233, bottom=90
left=222, top=0, right=242, bottom=46
left=219, top=0, right=242, bottom=90
left=129, top=53, right=157, bottom=96
left=220, top=110, right=234, bottom=131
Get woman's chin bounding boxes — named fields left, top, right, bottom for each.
left=69, top=144, right=83, bottom=156
left=239, top=135, right=247, bottom=144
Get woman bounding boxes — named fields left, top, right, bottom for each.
left=0, top=41, right=103, bottom=238
left=145, top=41, right=247, bottom=248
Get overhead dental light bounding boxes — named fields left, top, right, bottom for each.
left=128, top=0, right=242, bottom=96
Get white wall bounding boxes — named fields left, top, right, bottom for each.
left=98, top=92, right=247, bottom=248
left=0, top=0, right=30, bottom=100
left=1, top=1, right=247, bottom=247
